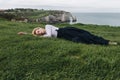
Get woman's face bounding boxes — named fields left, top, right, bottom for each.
left=35, top=28, right=46, bottom=35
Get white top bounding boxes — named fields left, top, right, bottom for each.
left=43, top=25, right=59, bottom=37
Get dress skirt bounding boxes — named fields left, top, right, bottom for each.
left=57, top=27, right=109, bottom=45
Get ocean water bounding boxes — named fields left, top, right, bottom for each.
left=71, top=13, right=120, bottom=27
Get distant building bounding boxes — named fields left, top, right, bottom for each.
left=0, top=9, right=5, bottom=12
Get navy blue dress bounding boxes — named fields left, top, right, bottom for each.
left=57, top=27, right=109, bottom=45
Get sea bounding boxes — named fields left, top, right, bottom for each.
left=71, top=13, right=120, bottom=27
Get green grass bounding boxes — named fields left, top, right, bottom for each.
left=0, top=19, right=120, bottom=80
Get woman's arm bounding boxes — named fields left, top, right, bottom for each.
left=43, top=25, right=52, bottom=37
left=43, top=24, right=59, bottom=37
left=17, top=32, right=28, bottom=35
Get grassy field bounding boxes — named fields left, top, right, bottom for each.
left=0, top=18, right=120, bottom=80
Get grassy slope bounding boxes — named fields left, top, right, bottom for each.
left=0, top=19, right=120, bottom=80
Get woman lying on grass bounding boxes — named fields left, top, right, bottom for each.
left=18, top=24, right=118, bottom=45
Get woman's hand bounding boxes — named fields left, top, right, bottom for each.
left=17, top=32, right=27, bottom=35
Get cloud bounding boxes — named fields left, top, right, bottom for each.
left=0, top=0, right=120, bottom=12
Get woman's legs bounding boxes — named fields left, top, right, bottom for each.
left=57, top=27, right=109, bottom=45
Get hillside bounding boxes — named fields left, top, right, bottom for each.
left=0, top=18, right=120, bottom=80
left=0, top=8, right=76, bottom=24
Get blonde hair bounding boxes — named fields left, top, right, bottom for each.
left=32, top=27, right=41, bottom=36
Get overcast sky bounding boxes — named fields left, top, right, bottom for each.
left=0, top=0, right=120, bottom=12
